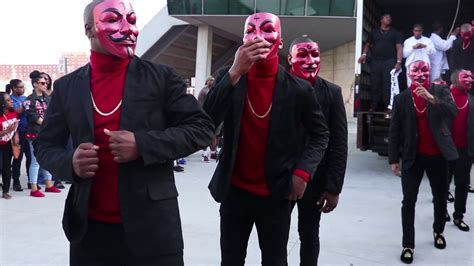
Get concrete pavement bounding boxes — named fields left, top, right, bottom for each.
left=1, top=121, right=473, bottom=265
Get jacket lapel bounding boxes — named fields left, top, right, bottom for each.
left=268, top=66, right=286, bottom=140
left=77, top=65, right=94, bottom=134
left=120, top=57, right=141, bottom=130
left=232, top=75, right=247, bottom=144
left=405, top=91, right=417, bottom=133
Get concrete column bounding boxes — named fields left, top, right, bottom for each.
left=194, top=25, right=213, bottom=98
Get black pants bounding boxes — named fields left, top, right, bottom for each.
left=401, top=154, right=448, bottom=249
left=12, top=131, right=30, bottom=185
left=370, top=58, right=396, bottom=110
left=70, top=220, right=183, bottom=266
left=448, top=147, right=472, bottom=220
left=1, top=143, right=13, bottom=194
left=220, top=186, right=291, bottom=266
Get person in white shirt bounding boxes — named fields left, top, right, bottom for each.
left=430, top=22, right=459, bottom=81
left=403, top=24, right=436, bottom=86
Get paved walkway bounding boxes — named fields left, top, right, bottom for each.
left=1, top=121, right=473, bottom=265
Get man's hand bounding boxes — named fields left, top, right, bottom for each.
left=451, top=27, right=460, bottom=36
left=413, top=43, right=424, bottom=49
left=318, top=192, right=340, bottom=213
left=73, top=143, right=99, bottom=178
left=104, top=129, right=139, bottom=163
left=288, top=175, right=307, bottom=201
left=394, top=62, right=402, bottom=71
left=391, top=163, right=401, bottom=176
left=228, top=38, right=271, bottom=85
left=414, top=86, right=436, bottom=104
left=358, top=54, right=367, bottom=64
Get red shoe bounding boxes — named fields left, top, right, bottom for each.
left=45, top=186, right=61, bottom=193
left=30, top=190, right=45, bottom=197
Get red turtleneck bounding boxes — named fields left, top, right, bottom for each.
left=231, top=57, right=309, bottom=196
left=410, top=85, right=441, bottom=156
left=88, top=51, right=130, bottom=224
left=451, top=87, right=469, bottom=148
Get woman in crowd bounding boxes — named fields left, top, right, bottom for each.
left=24, top=72, right=60, bottom=197
left=8, top=79, right=29, bottom=191
left=0, top=91, right=20, bottom=199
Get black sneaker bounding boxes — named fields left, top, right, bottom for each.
left=400, top=248, right=414, bottom=264
left=468, top=185, right=474, bottom=193
left=13, top=184, right=23, bottom=192
left=173, top=165, right=184, bottom=172
left=445, top=211, right=451, bottom=222
left=54, top=182, right=65, bottom=189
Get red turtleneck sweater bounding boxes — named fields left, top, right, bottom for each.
left=231, top=56, right=309, bottom=196
left=451, top=87, right=469, bottom=148
left=88, top=51, right=130, bottom=224
left=411, top=85, right=441, bottom=156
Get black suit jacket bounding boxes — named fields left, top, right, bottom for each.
left=309, top=77, right=348, bottom=196
left=449, top=38, right=474, bottom=72
left=34, top=57, right=214, bottom=257
left=468, top=94, right=474, bottom=158
left=203, top=66, right=329, bottom=202
left=388, top=84, right=459, bottom=170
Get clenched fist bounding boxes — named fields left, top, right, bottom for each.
left=104, top=129, right=139, bottom=163
left=73, top=143, right=99, bottom=178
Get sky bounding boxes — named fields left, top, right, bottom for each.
left=1, top=0, right=167, bottom=65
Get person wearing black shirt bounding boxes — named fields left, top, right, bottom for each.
left=358, top=14, right=404, bottom=111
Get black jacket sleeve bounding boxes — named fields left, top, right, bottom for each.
left=431, top=84, right=457, bottom=120
left=134, top=66, right=215, bottom=165
left=388, top=94, right=402, bottom=165
left=324, top=86, right=348, bottom=194
left=34, top=81, right=75, bottom=180
left=296, top=82, right=330, bottom=177
left=203, top=68, right=235, bottom=126
left=24, top=96, right=41, bottom=126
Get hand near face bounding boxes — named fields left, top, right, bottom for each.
left=228, top=38, right=271, bottom=85
left=73, top=143, right=99, bottom=178
left=104, top=129, right=139, bottom=163
left=288, top=175, right=307, bottom=201
left=318, top=192, right=340, bottom=213
left=414, top=86, right=435, bottom=104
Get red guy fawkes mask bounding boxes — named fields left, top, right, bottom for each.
left=458, top=70, right=473, bottom=90
left=461, top=30, right=472, bottom=43
left=289, top=42, right=321, bottom=85
left=408, top=61, right=430, bottom=88
left=93, top=0, right=139, bottom=58
left=243, top=12, right=282, bottom=60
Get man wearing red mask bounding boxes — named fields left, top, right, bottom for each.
left=447, top=69, right=473, bottom=232
left=204, top=13, right=329, bottom=265
left=389, top=60, right=458, bottom=264
left=34, top=0, right=214, bottom=265
left=287, top=35, right=347, bottom=266
left=450, top=23, right=474, bottom=73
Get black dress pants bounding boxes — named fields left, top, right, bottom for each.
left=1, top=143, right=13, bottom=194
left=220, top=186, right=291, bottom=266
left=448, top=147, right=472, bottom=220
left=12, top=131, right=30, bottom=184
left=401, top=154, right=448, bottom=249
left=370, top=58, right=396, bottom=110
left=70, top=220, right=184, bottom=266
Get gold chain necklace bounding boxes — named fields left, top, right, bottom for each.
left=90, top=92, right=122, bottom=116
left=411, top=94, right=426, bottom=113
left=246, top=94, right=272, bottom=119
left=450, top=92, right=469, bottom=110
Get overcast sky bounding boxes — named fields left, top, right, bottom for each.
left=1, top=0, right=166, bottom=65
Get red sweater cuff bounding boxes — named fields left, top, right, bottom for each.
left=293, top=169, right=310, bottom=183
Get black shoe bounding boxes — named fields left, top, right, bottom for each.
left=469, top=185, right=474, bottom=193
left=453, top=219, right=470, bottom=232
left=13, top=184, right=23, bottom=192
left=447, top=192, right=454, bottom=203
left=173, top=165, right=184, bottom=172
left=433, top=233, right=446, bottom=249
left=400, top=248, right=414, bottom=264
left=54, top=182, right=65, bottom=189
left=445, top=211, right=451, bottom=222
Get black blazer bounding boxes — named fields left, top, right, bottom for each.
left=310, top=77, right=347, bottom=195
left=468, top=94, right=474, bottom=158
left=388, top=84, right=459, bottom=170
left=203, top=66, right=329, bottom=202
left=34, top=57, right=214, bottom=257
left=449, top=38, right=474, bottom=72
